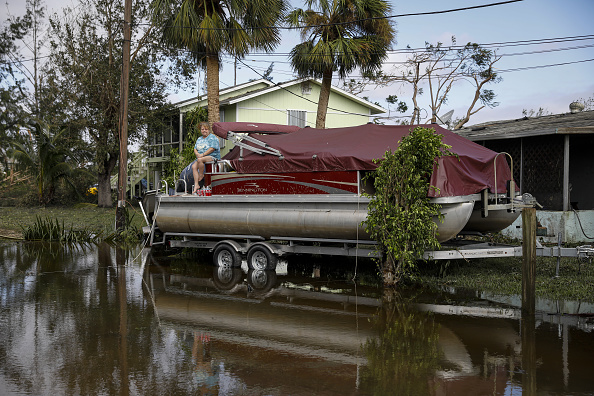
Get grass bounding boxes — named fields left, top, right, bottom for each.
left=416, top=255, right=594, bottom=302
left=0, top=204, right=146, bottom=240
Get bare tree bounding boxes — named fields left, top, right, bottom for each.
left=5, top=0, right=46, bottom=117
left=452, top=42, right=502, bottom=129
left=356, top=37, right=502, bottom=128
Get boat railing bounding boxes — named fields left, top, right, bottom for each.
left=487, top=152, right=540, bottom=216
left=493, top=152, right=514, bottom=206
left=481, top=152, right=517, bottom=218
left=227, top=131, right=284, bottom=160
left=157, top=180, right=168, bottom=196
left=209, top=159, right=232, bottom=173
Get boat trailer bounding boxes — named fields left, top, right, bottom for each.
left=424, top=241, right=594, bottom=261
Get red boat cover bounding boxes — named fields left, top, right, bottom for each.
left=213, top=122, right=512, bottom=198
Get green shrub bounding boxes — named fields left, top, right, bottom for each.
left=364, top=126, right=455, bottom=285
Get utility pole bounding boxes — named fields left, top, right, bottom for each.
left=116, top=0, right=132, bottom=230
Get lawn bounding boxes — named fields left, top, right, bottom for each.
left=0, top=204, right=146, bottom=239
left=416, top=255, right=594, bottom=302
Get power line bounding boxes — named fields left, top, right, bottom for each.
left=220, top=54, right=594, bottom=86
left=290, top=57, right=594, bottom=80
left=243, top=34, right=594, bottom=57
left=6, top=37, right=594, bottom=67
left=236, top=57, right=383, bottom=120
left=495, top=57, right=594, bottom=72
left=149, top=0, right=524, bottom=31
left=235, top=43, right=594, bottom=68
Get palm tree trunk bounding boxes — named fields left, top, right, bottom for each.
left=316, top=68, right=333, bottom=129
left=206, top=54, right=220, bottom=125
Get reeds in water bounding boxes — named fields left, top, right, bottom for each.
left=22, top=216, right=100, bottom=243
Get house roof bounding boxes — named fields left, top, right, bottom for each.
left=174, top=78, right=387, bottom=114
left=174, top=79, right=275, bottom=108
left=221, top=78, right=386, bottom=114
left=455, top=110, right=594, bottom=141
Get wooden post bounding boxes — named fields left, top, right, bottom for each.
left=522, top=207, right=536, bottom=315
left=521, top=207, right=537, bottom=394
left=116, top=0, right=133, bottom=230
left=521, top=310, right=537, bottom=395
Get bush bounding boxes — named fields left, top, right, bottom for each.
left=364, top=127, right=455, bottom=285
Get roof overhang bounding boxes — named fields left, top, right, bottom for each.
left=456, top=111, right=594, bottom=141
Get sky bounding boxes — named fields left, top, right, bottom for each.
left=3, top=0, right=594, bottom=126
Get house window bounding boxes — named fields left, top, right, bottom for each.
left=288, top=110, right=306, bottom=128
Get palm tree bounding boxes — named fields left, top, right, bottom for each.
left=286, top=0, right=395, bottom=129
left=150, top=0, right=288, bottom=125
left=11, top=121, right=76, bottom=205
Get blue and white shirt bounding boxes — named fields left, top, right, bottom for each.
left=194, top=133, right=221, bottom=160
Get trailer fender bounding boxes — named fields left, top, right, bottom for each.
left=247, top=243, right=279, bottom=271
left=212, top=239, right=246, bottom=254
left=248, top=242, right=284, bottom=256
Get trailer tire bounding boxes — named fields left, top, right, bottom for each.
left=247, top=246, right=277, bottom=270
left=247, top=269, right=277, bottom=293
left=212, top=266, right=243, bottom=290
left=213, top=244, right=242, bottom=268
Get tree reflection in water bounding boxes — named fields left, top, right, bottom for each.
left=360, top=289, right=440, bottom=395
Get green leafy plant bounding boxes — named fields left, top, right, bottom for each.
left=11, top=121, right=80, bottom=205
left=364, top=126, right=455, bottom=285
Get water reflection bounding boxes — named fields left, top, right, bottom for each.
left=0, top=241, right=593, bottom=395
left=359, top=290, right=440, bottom=395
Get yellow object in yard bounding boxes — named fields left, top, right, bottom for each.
left=87, top=184, right=98, bottom=195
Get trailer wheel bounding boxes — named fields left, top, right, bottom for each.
left=213, top=244, right=242, bottom=268
left=247, top=269, right=277, bottom=293
left=212, top=266, right=243, bottom=290
left=247, top=246, right=277, bottom=270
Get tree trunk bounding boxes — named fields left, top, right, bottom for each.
left=410, top=63, right=420, bottom=125
left=316, top=68, right=333, bottom=129
left=97, top=153, right=118, bottom=207
left=97, top=172, right=113, bottom=208
left=382, top=254, right=398, bottom=287
left=206, top=54, right=220, bottom=125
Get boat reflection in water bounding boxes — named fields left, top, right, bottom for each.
left=147, top=258, right=375, bottom=394
left=144, top=255, right=594, bottom=395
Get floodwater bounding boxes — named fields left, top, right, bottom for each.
left=0, top=242, right=593, bottom=396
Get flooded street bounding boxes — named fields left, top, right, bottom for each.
left=0, top=241, right=593, bottom=395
